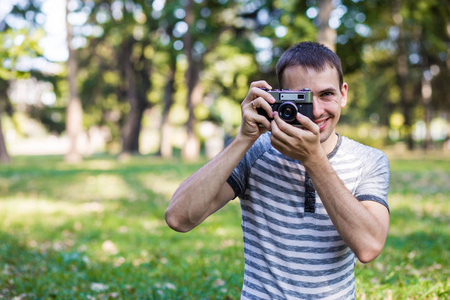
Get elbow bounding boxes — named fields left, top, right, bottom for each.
left=355, top=242, right=385, bottom=264
left=165, top=209, right=192, bottom=233
left=356, top=252, right=379, bottom=264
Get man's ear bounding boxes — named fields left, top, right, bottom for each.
left=340, top=82, right=348, bottom=108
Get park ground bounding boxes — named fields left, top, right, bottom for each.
left=0, top=149, right=448, bottom=299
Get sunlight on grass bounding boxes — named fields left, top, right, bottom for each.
left=58, top=174, right=134, bottom=202
left=138, top=173, right=183, bottom=199
left=0, top=154, right=448, bottom=299
left=62, top=159, right=124, bottom=171
left=0, top=198, right=114, bottom=218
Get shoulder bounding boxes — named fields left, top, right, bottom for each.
left=234, top=132, right=273, bottom=172
left=337, top=136, right=390, bottom=179
left=340, top=136, right=388, bottom=162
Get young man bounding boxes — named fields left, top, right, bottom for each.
left=165, top=42, right=390, bottom=299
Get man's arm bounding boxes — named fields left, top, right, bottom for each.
left=301, top=155, right=389, bottom=263
left=165, top=81, right=275, bottom=232
left=270, top=113, right=389, bottom=263
left=165, top=134, right=252, bottom=232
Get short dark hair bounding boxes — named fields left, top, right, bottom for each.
left=276, top=42, right=343, bottom=90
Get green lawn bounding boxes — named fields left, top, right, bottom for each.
left=0, top=154, right=448, bottom=299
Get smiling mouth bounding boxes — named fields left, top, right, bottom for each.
left=315, top=118, right=328, bottom=130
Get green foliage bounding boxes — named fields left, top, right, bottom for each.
left=0, top=155, right=448, bottom=298
left=0, top=28, right=44, bottom=80
left=1, top=0, right=448, bottom=155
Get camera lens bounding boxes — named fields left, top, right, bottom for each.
left=278, top=102, right=297, bottom=122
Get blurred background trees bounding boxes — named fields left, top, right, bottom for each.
left=0, top=0, right=448, bottom=162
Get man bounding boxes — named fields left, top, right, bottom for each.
left=165, top=42, right=390, bottom=299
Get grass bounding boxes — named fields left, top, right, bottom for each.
left=0, top=153, right=448, bottom=299
left=355, top=155, right=449, bottom=299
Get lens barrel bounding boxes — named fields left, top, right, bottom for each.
left=278, top=102, right=298, bottom=122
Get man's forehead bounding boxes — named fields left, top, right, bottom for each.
left=286, top=64, right=338, bottom=75
left=283, top=65, right=340, bottom=85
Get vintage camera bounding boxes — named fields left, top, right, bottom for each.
left=257, top=88, right=313, bottom=125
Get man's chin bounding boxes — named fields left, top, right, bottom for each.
left=319, top=130, right=336, bottom=145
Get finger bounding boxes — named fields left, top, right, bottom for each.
left=270, top=114, right=291, bottom=143
left=252, top=97, right=274, bottom=116
left=269, top=119, right=288, bottom=150
left=296, top=113, right=319, bottom=133
left=273, top=112, right=297, bottom=136
left=249, top=87, right=276, bottom=104
left=242, top=100, right=272, bottom=130
left=242, top=81, right=276, bottom=109
left=256, top=116, right=272, bottom=130
left=243, top=109, right=272, bottom=130
left=249, top=80, right=272, bottom=90
left=270, top=115, right=281, bottom=136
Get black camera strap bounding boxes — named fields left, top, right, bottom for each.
left=304, top=172, right=316, bottom=213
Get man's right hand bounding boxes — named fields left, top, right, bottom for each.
left=239, top=81, right=276, bottom=141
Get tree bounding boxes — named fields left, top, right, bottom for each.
left=0, top=80, right=12, bottom=162
left=180, top=0, right=296, bottom=159
left=181, top=0, right=200, bottom=160
left=362, top=0, right=449, bottom=149
left=318, top=0, right=336, bottom=51
left=76, top=0, right=157, bottom=156
left=0, top=0, right=45, bottom=162
left=159, top=54, right=176, bottom=158
left=65, top=0, right=84, bottom=162
left=119, top=36, right=151, bottom=156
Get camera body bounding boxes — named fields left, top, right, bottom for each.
left=257, top=88, right=313, bottom=125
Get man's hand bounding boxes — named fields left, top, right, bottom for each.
left=270, top=112, right=325, bottom=163
left=239, top=81, right=276, bottom=141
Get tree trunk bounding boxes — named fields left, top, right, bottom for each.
left=0, top=80, right=11, bottom=163
left=317, top=0, right=336, bottom=52
left=393, top=0, right=414, bottom=150
left=65, top=0, right=83, bottom=163
left=0, top=115, right=10, bottom=163
left=159, top=56, right=176, bottom=158
left=419, top=28, right=434, bottom=151
left=120, top=40, right=145, bottom=156
left=421, top=72, right=433, bottom=150
left=182, top=0, right=200, bottom=160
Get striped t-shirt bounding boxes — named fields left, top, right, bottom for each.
left=227, top=132, right=390, bottom=300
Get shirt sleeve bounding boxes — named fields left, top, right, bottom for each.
left=227, top=133, right=272, bottom=198
left=355, top=148, right=390, bottom=212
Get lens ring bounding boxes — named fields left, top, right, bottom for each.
left=278, top=102, right=297, bottom=122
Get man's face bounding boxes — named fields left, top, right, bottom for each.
left=282, top=65, right=348, bottom=148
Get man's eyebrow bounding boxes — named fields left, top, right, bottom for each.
left=318, top=87, right=337, bottom=94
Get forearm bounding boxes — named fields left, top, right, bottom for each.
left=304, top=155, right=389, bottom=263
left=165, top=134, right=254, bottom=232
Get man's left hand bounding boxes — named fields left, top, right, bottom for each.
left=270, top=112, right=325, bottom=163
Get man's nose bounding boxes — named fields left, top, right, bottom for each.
left=312, top=97, right=324, bottom=119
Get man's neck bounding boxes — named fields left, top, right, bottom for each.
left=321, top=131, right=339, bottom=155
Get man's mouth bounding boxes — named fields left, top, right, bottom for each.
left=315, top=118, right=329, bottom=130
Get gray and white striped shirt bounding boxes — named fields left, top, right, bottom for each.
left=227, top=132, right=389, bottom=300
